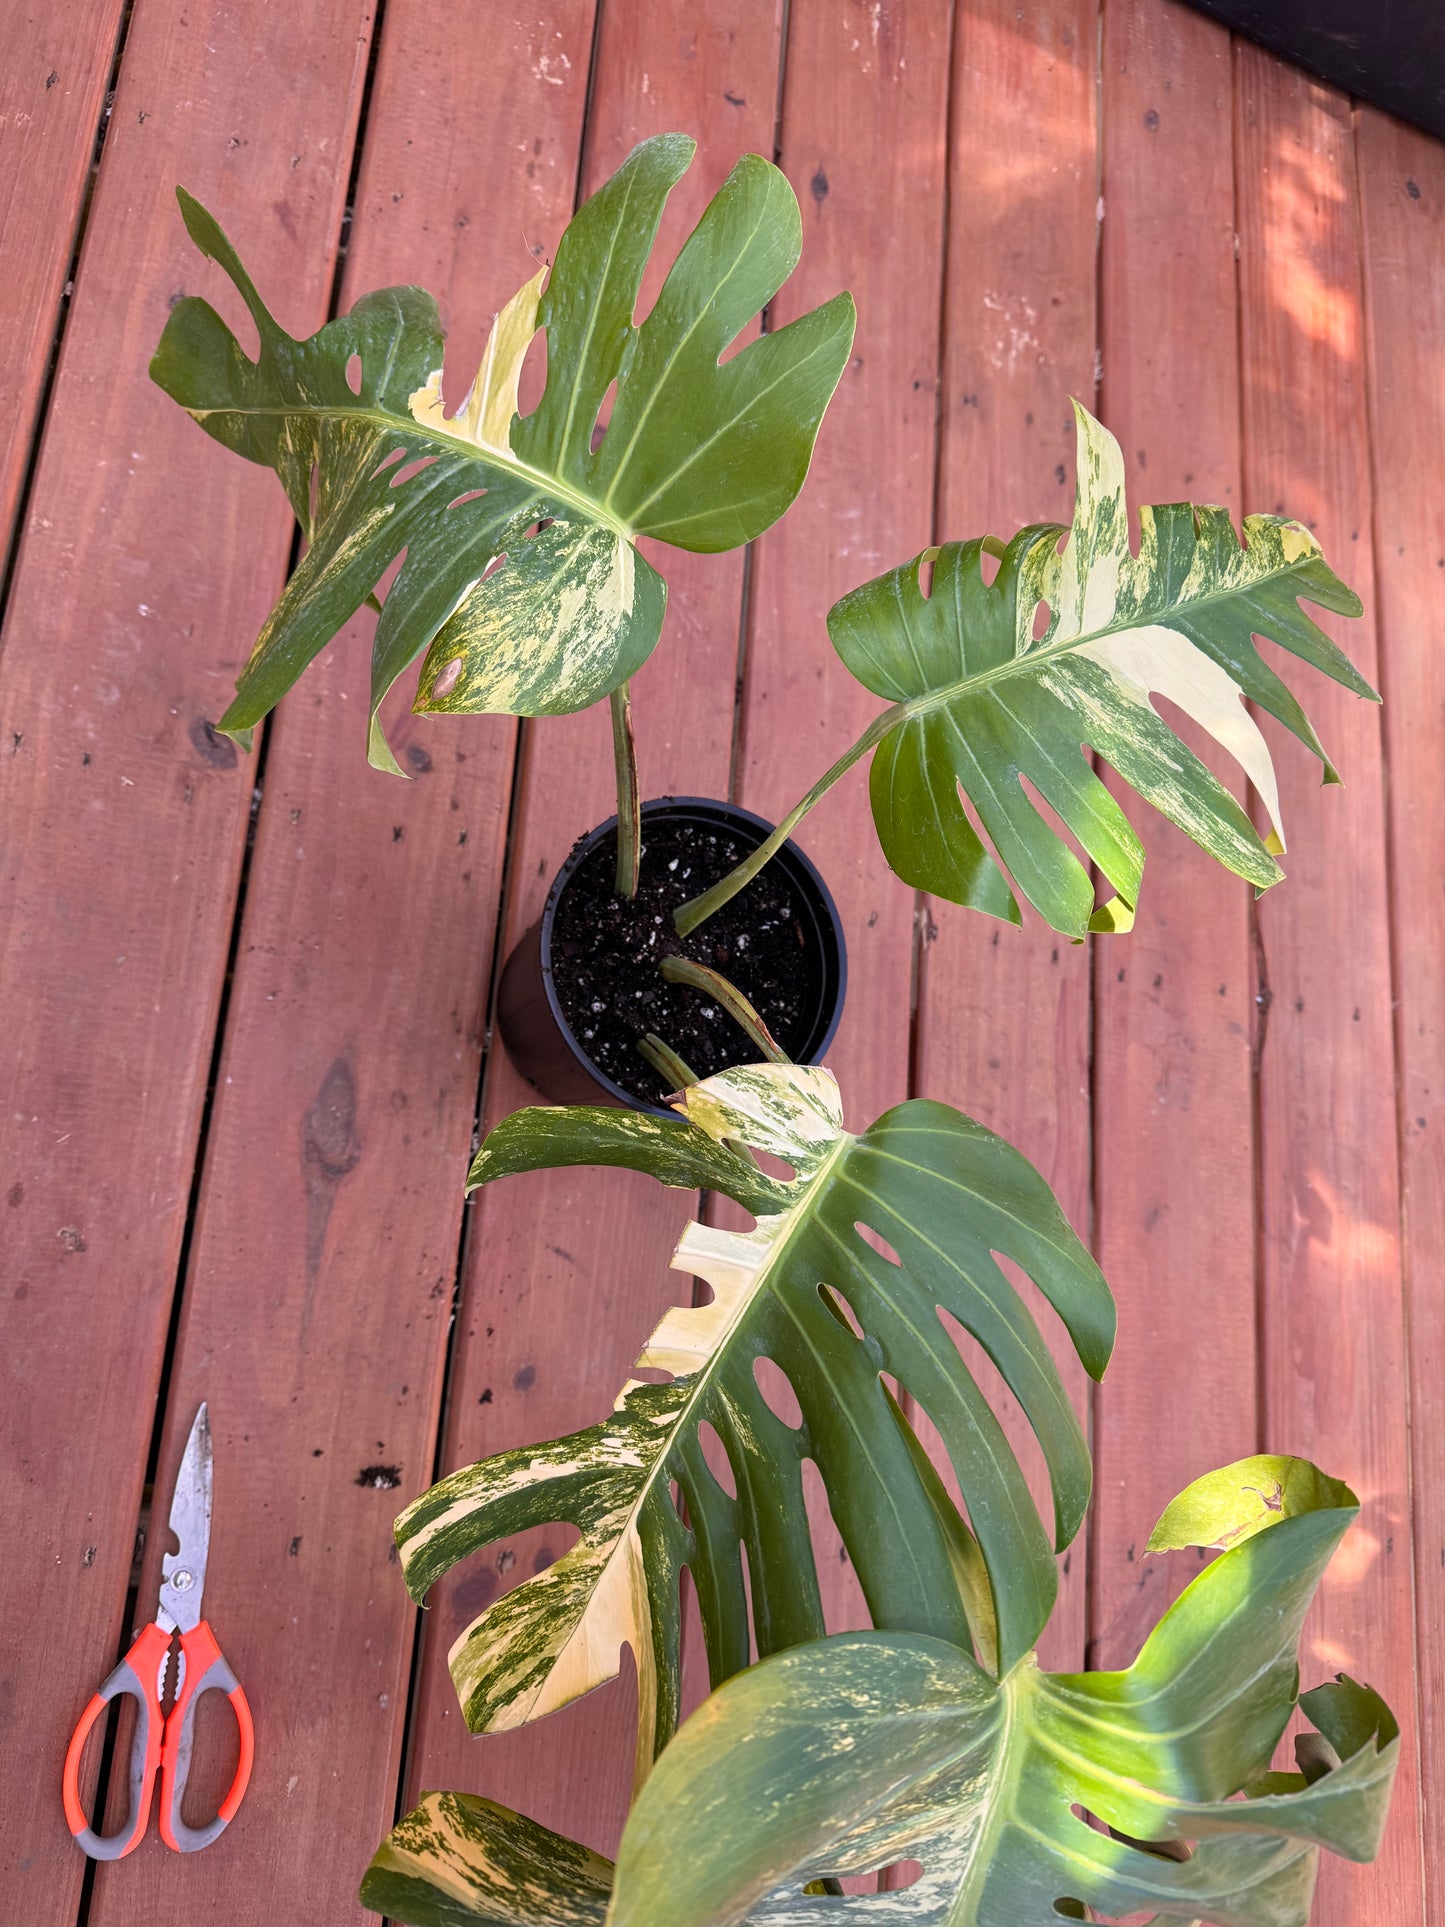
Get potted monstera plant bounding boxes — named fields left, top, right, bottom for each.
left=151, top=134, right=858, bottom=1112
left=153, top=133, right=1398, bottom=1925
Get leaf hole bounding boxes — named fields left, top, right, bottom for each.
left=854, top=1220, right=902, bottom=1266
left=390, top=454, right=440, bottom=489
left=818, top=1281, right=865, bottom=1342
left=917, top=548, right=939, bottom=599
left=697, top=1420, right=737, bottom=1501
left=799, top=1457, right=870, bottom=1634
left=737, top=1535, right=759, bottom=1662
left=590, top=376, right=618, bottom=454
left=1031, top=598, right=1053, bottom=641
left=978, top=541, right=1002, bottom=587
left=345, top=352, right=363, bottom=395
left=371, top=447, right=409, bottom=479
left=752, top=1355, right=803, bottom=1429
left=446, top=487, right=488, bottom=510
left=879, top=1861, right=924, bottom=1892
left=804, top=1858, right=924, bottom=1899
left=936, top=1291, right=1052, bottom=1513
left=480, top=552, right=508, bottom=582
left=1016, top=772, right=1101, bottom=899
left=521, top=517, right=555, bottom=540
left=515, top=322, right=548, bottom=418
left=751, top=1148, right=797, bottom=1184
left=449, top=1520, right=582, bottom=1621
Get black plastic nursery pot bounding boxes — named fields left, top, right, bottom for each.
left=497, top=797, right=847, bottom=1117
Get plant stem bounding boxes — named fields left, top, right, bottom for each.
left=611, top=681, right=641, bottom=899
left=636, top=1032, right=699, bottom=1094
left=672, top=705, right=902, bottom=937
left=659, top=957, right=791, bottom=1064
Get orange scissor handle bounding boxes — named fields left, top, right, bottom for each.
left=63, top=1620, right=170, bottom=1860
left=158, top=1620, right=254, bottom=1852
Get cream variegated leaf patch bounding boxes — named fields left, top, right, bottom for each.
left=151, top=134, right=854, bottom=769
left=394, top=1063, right=1114, bottom=1786
left=829, top=401, right=1375, bottom=937
left=360, top=1790, right=612, bottom=1926
left=408, top=267, right=547, bottom=461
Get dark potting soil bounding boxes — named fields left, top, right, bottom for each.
left=548, top=819, right=821, bottom=1107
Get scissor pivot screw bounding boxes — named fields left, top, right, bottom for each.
left=171, top=1568, right=195, bottom=1591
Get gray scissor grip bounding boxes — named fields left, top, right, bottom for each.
left=163, top=1654, right=241, bottom=1852
left=72, top=1660, right=155, bottom=1861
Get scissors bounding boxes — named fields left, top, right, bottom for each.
left=63, top=1404, right=255, bottom=1857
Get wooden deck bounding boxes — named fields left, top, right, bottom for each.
left=2, top=1, right=1439, bottom=1920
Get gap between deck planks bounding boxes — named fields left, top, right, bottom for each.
left=0, top=0, right=128, bottom=579
left=0, top=0, right=377, bottom=1917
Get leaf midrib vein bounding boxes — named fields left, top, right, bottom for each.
left=893, top=551, right=1320, bottom=725
left=182, top=398, right=635, bottom=540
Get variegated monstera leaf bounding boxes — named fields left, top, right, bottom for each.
left=608, top=1457, right=1398, bottom=1927
left=393, top=1064, right=1113, bottom=1788
left=362, top=1458, right=1397, bottom=1927
left=151, top=133, right=854, bottom=770
left=832, top=402, right=1375, bottom=937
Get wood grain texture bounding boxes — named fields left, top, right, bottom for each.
left=401, top=0, right=787, bottom=1859
left=0, top=0, right=376, bottom=1912
left=745, top=0, right=950, bottom=1130
left=0, top=0, right=126, bottom=568
left=82, top=9, right=596, bottom=1922
left=1357, top=103, right=1445, bottom=1926
left=1088, top=0, right=1258, bottom=1672
left=1235, top=47, right=1422, bottom=1925
left=914, top=0, right=1098, bottom=1673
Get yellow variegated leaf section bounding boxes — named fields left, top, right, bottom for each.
left=409, top=267, right=547, bottom=460
left=360, top=1790, right=613, bottom=1925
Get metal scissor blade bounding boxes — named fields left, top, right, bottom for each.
left=158, top=1403, right=212, bottom=1633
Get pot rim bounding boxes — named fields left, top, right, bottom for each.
left=536, top=794, right=848, bottom=1114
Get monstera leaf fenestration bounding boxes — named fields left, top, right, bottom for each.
left=362, top=1457, right=1397, bottom=1927
left=394, top=1063, right=1113, bottom=1785
left=830, top=402, right=1375, bottom=937
left=151, top=134, right=854, bottom=770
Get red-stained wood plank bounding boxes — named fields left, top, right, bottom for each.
left=1088, top=0, right=1258, bottom=1671
left=83, top=10, right=595, bottom=1925
left=1357, top=104, right=1445, bottom=1925
left=914, top=0, right=1099, bottom=1674
left=0, top=0, right=127, bottom=567
left=401, top=3, right=788, bottom=1859
left=1235, top=48, right=1422, bottom=1926
left=736, top=0, right=952, bottom=1647
left=0, top=2, right=378, bottom=1913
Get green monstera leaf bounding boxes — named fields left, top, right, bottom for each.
left=150, top=133, right=854, bottom=770
left=393, top=1063, right=1113, bottom=1788
left=608, top=1456, right=1398, bottom=1927
left=362, top=1457, right=1396, bottom=1927
left=829, top=402, right=1375, bottom=937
